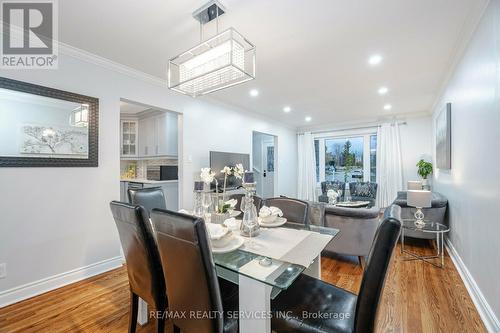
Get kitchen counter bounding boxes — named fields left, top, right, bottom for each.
left=120, top=178, right=178, bottom=184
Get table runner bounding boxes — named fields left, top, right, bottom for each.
left=239, top=227, right=333, bottom=267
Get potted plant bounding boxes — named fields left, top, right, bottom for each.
left=416, top=159, right=433, bottom=189
left=200, top=164, right=244, bottom=223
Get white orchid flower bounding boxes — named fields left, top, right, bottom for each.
left=200, top=167, right=215, bottom=184
left=221, top=166, right=232, bottom=175
left=233, top=163, right=244, bottom=179
left=224, top=199, right=238, bottom=208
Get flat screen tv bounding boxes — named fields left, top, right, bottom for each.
left=209, top=151, right=250, bottom=191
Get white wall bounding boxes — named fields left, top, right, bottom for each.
left=0, top=47, right=297, bottom=304
left=399, top=116, right=433, bottom=188
left=432, top=0, right=500, bottom=329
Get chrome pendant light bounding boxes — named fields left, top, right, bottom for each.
left=168, top=0, right=256, bottom=97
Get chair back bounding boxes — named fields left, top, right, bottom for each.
left=264, top=197, right=309, bottom=224
left=354, top=204, right=401, bottom=333
left=151, top=209, right=223, bottom=333
left=323, top=206, right=381, bottom=257
left=128, top=187, right=166, bottom=216
left=321, top=180, right=344, bottom=194
left=349, top=182, right=378, bottom=205
left=229, top=193, right=263, bottom=212
left=109, top=201, right=165, bottom=309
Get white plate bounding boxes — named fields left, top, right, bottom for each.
left=230, top=210, right=241, bottom=218
left=258, top=217, right=287, bottom=227
left=211, top=236, right=245, bottom=254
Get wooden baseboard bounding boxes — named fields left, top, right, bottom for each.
left=445, top=239, right=500, bottom=333
left=0, top=256, right=123, bottom=308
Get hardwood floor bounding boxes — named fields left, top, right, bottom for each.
left=0, top=239, right=486, bottom=333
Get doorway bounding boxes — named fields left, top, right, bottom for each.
left=252, top=131, right=277, bottom=198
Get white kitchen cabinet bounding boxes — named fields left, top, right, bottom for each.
left=156, top=112, right=178, bottom=156
left=138, top=112, right=178, bottom=158
left=120, top=120, right=138, bottom=158
left=138, top=116, right=156, bottom=157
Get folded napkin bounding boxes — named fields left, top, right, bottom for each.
left=206, top=223, right=230, bottom=240
left=259, top=206, right=283, bottom=217
left=223, top=217, right=240, bottom=230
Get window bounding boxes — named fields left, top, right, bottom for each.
left=370, top=135, right=377, bottom=183
left=314, top=131, right=377, bottom=184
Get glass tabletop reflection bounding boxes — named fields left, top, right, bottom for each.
left=212, top=221, right=339, bottom=290
left=402, top=219, right=449, bottom=233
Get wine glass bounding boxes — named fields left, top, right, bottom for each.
left=201, top=192, right=213, bottom=223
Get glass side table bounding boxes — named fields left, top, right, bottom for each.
left=401, top=219, right=450, bottom=268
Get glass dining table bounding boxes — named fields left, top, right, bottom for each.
left=212, top=221, right=339, bottom=333
left=138, top=217, right=339, bottom=333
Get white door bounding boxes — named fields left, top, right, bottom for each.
left=261, top=141, right=275, bottom=198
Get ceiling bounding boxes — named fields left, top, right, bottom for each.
left=59, top=0, right=487, bottom=128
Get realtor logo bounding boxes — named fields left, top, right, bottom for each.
left=1, top=0, right=58, bottom=68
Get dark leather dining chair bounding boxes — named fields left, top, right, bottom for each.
left=264, top=197, right=309, bottom=225
left=128, top=187, right=166, bottom=216
left=229, top=193, right=263, bottom=212
left=150, top=209, right=239, bottom=333
left=271, top=205, right=402, bottom=333
left=109, top=201, right=166, bottom=333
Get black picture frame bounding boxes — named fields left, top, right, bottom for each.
left=0, top=77, right=99, bottom=167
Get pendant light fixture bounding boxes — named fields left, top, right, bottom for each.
left=168, top=0, right=256, bottom=97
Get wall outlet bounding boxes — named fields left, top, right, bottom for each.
left=0, top=263, right=6, bottom=279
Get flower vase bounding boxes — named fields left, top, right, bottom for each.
left=211, top=211, right=230, bottom=224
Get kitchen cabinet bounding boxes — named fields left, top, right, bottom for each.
left=120, top=120, right=138, bottom=157
left=138, top=112, right=178, bottom=158
left=156, top=112, right=178, bottom=156
left=138, top=116, right=156, bottom=157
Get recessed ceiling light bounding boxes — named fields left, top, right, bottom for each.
left=305, top=116, right=312, bottom=122
left=368, top=54, right=383, bottom=66
left=283, top=106, right=291, bottom=113
left=378, top=86, right=389, bottom=95
left=383, top=104, right=392, bottom=110
left=249, top=89, right=259, bottom=97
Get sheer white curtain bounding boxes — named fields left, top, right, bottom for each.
left=297, top=132, right=317, bottom=201
left=376, top=123, right=403, bottom=207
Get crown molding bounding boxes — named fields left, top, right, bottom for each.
left=297, top=110, right=431, bottom=133
left=58, top=41, right=165, bottom=87
left=430, top=0, right=491, bottom=114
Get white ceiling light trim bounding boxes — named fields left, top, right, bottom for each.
left=168, top=1, right=256, bottom=97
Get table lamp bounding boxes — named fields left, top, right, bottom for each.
left=407, top=190, right=432, bottom=228
left=407, top=180, right=423, bottom=190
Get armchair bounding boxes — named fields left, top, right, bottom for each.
left=323, top=205, right=381, bottom=264
left=318, top=180, right=345, bottom=203
left=349, top=182, right=378, bottom=206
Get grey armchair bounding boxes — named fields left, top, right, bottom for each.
left=318, top=181, right=344, bottom=203
left=392, top=191, right=448, bottom=239
left=349, top=182, right=378, bottom=206
left=323, top=205, right=381, bottom=265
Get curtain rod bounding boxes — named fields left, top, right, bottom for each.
left=298, top=121, right=407, bottom=135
